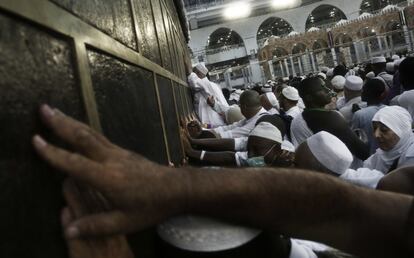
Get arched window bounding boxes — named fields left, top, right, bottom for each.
left=272, top=47, right=289, bottom=59
left=292, top=43, right=307, bottom=55
left=306, top=5, right=347, bottom=30
left=384, top=21, right=405, bottom=47
left=359, top=0, right=405, bottom=14
left=312, top=39, right=328, bottom=50
left=257, top=17, right=293, bottom=46
left=335, top=33, right=353, bottom=46
left=207, top=28, right=244, bottom=50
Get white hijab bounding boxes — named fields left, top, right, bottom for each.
left=363, top=106, right=414, bottom=173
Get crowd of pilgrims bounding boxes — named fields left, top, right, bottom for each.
left=180, top=55, right=414, bottom=256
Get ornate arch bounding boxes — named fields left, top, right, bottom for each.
left=306, top=4, right=347, bottom=30
left=257, top=17, right=293, bottom=46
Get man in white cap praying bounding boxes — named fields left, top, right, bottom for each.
left=295, top=131, right=384, bottom=189
left=184, top=114, right=292, bottom=162
left=279, top=86, right=302, bottom=119
left=260, top=92, right=280, bottom=115
left=331, top=75, right=346, bottom=109
left=261, top=83, right=273, bottom=94
left=338, top=75, right=366, bottom=124
left=186, top=61, right=228, bottom=127
left=371, top=56, right=393, bottom=103
left=183, top=122, right=283, bottom=167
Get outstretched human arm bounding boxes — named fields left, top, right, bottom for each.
left=62, top=180, right=134, bottom=258
left=190, top=137, right=236, bottom=151
left=182, top=132, right=237, bottom=166
left=33, top=105, right=414, bottom=258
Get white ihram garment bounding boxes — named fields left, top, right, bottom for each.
left=187, top=73, right=226, bottom=127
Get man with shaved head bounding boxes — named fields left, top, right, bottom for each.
left=212, top=90, right=268, bottom=139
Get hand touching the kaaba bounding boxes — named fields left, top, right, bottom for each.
left=61, top=179, right=134, bottom=258
left=33, top=105, right=190, bottom=239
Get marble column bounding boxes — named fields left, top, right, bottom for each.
left=309, top=51, right=317, bottom=72
left=330, top=48, right=338, bottom=67
left=403, top=25, right=413, bottom=52
left=289, top=56, right=296, bottom=76
left=284, top=58, right=290, bottom=77
left=279, top=61, right=285, bottom=77
left=297, top=57, right=303, bottom=75
left=353, top=41, right=361, bottom=64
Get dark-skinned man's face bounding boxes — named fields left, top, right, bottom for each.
left=309, top=80, right=332, bottom=107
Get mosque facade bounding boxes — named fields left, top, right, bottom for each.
left=186, top=0, right=414, bottom=87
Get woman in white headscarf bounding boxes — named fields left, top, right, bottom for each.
left=363, top=106, right=414, bottom=174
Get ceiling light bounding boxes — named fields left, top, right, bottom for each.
left=223, top=1, right=251, bottom=20
left=272, top=0, right=302, bottom=10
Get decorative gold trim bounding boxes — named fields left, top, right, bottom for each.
left=128, top=0, right=142, bottom=54
left=0, top=0, right=186, bottom=85
left=170, top=81, right=186, bottom=162
left=74, top=40, right=103, bottom=132
left=153, top=73, right=172, bottom=165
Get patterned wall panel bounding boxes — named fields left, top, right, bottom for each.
left=0, top=0, right=190, bottom=255
left=152, top=0, right=173, bottom=72
left=88, top=50, right=168, bottom=164
left=132, top=0, right=162, bottom=65
left=51, top=0, right=137, bottom=50
left=0, top=12, right=85, bottom=258
left=157, top=76, right=184, bottom=165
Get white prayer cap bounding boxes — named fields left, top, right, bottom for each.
left=345, top=69, right=356, bottom=78
left=326, top=68, right=334, bottom=77
left=307, top=131, right=353, bottom=175
left=320, top=66, right=329, bottom=73
left=331, top=75, right=346, bottom=90
left=265, top=92, right=278, bottom=107
left=353, top=66, right=360, bottom=72
left=282, top=140, right=295, bottom=152
left=392, top=54, right=400, bottom=61
left=282, top=77, right=289, bottom=82
left=226, top=105, right=245, bottom=124
left=371, top=56, right=386, bottom=64
left=398, top=91, right=414, bottom=121
left=195, top=63, right=208, bottom=75
left=282, top=86, right=300, bottom=101
left=372, top=106, right=413, bottom=138
left=250, top=122, right=283, bottom=144
left=394, top=58, right=404, bottom=68
left=386, top=62, right=395, bottom=73
left=366, top=71, right=375, bottom=79
left=261, top=84, right=272, bottom=93
left=345, top=75, right=363, bottom=91
left=317, top=72, right=327, bottom=80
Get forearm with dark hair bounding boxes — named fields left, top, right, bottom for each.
left=173, top=167, right=413, bottom=258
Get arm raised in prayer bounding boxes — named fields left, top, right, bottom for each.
left=33, top=105, right=414, bottom=258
